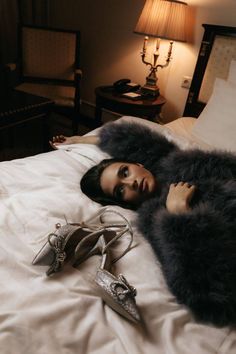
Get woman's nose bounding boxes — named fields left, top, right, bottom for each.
left=124, top=178, right=138, bottom=190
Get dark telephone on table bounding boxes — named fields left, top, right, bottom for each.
left=113, top=79, right=140, bottom=93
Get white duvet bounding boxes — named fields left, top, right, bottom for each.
left=0, top=116, right=235, bottom=354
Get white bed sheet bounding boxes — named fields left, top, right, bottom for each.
left=0, top=116, right=235, bottom=354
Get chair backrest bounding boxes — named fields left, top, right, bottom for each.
left=19, top=25, right=80, bottom=84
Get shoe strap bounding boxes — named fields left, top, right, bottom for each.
left=43, top=207, right=133, bottom=276
left=85, top=207, right=134, bottom=264
left=83, top=207, right=131, bottom=228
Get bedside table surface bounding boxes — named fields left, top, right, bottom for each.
left=95, top=86, right=166, bottom=107
left=95, top=85, right=166, bottom=125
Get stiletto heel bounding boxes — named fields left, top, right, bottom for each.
left=72, top=229, right=115, bottom=267
left=73, top=208, right=133, bottom=266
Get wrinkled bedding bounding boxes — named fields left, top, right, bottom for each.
left=0, top=116, right=235, bottom=354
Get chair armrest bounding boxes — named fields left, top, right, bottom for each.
left=3, top=63, right=21, bottom=89
left=74, top=69, right=82, bottom=92
left=75, top=68, right=82, bottom=77
left=5, top=63, right=17, bottom=72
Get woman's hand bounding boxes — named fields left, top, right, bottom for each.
left=166, top=182, right=196, bottom=214
left=49, top=135, right=80, bottom=149
left=49, top=135, right=99, bottom=149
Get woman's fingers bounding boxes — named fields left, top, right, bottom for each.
left=59, top=135, right=65, bottom=142
left=49, top=135, right=69, bottom=147
left=187, top=184, right=196, bottom=198
left=52, top=135, right=65, bottom=142
left=49, top=135, right=67, bottom=150
left=167, top=181, right=196, bottom=214
left=49, top=140, right=58, bottom=150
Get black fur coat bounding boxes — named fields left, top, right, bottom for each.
left=98, top=121, right=236, bottom=327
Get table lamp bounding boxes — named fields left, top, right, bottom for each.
left=134, top=0, right=188, bottom=97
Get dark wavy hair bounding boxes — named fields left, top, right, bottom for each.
left=80, top=158, right=136, bottom=210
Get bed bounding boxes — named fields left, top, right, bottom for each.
left=0, top=24, right=236, bottom=354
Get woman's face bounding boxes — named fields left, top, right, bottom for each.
left=100, top=162, right=157, bottom=206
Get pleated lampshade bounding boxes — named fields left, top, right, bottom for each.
left=134, top=0, right=187, bottom=42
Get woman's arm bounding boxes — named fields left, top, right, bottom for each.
left=98, top=121, right=177, bottom=166
left=138, top=199, right=234, bottom=326
left=166, top=149, right=236, bottom=182
left=50, top=121, right=177, bottom=168
left=49, top=135, right=99, bottom=149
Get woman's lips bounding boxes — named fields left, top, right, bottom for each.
left=139, top=178, right=148, bottom=193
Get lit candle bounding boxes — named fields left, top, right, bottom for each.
left=143, top=36, right=148, bottom=52
left=156, top=38, right=160, bottom=51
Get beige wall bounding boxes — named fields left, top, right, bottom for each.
left=49, top=0, right=236, bottom=122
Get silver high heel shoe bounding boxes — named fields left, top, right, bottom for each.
left=32, top=223, right=105, bottom=276
left=74, top=216, right=140, bottom=323
left=95, top=235, right=140, bottom=323
left=32, top=207, right=133, bottom=277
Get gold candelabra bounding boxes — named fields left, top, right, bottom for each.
left=141, top=37, right=173, bottom=96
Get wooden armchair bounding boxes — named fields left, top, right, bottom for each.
left=8, top=25, right=82, bottom=134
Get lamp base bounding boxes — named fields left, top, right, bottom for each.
left=141, top=84, right=159, bottom=97
left=141, top=70, right=160, bottom=97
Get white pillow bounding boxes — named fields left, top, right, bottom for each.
left=228, top=59, right=236, bottom=84
left=191, top=78, right=236, bottom=152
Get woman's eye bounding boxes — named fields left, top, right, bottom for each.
left=122, top=166, right=129, bottom=178
left=116, top=185, right=124, bottom=199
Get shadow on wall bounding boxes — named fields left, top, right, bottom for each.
left=161, top=98, right=181, bottom=123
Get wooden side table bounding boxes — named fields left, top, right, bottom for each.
left=95, top=86, right=166, bottom=126
left=0, top=89, right=54, bottom=161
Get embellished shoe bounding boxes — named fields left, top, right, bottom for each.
left=32, top=207, right=133, bottom=276
left=94, top=235, right=140, bottom=323
left=32, top=223, right=104, bottom=276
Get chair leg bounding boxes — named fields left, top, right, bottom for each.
left=72, top=97, right=81, bottom=134
left=72, top=111, right=79, bottom=134
left=43, top=111, right=51, bottom=152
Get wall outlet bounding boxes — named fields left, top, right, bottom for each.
left=181, top=76, right=192, bottom=89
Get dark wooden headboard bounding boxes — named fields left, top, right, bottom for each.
left=184, top=24, right=236, bottom=117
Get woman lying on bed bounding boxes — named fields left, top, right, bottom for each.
left=51, top=121, right=236, bottom=327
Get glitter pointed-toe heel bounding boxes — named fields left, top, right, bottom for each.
left=73, top=210, right=140, bottom=323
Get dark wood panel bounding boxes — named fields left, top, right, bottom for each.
left=0, top=89, right=53, bottom=161
left=0, top=115, right=45, bottom=161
